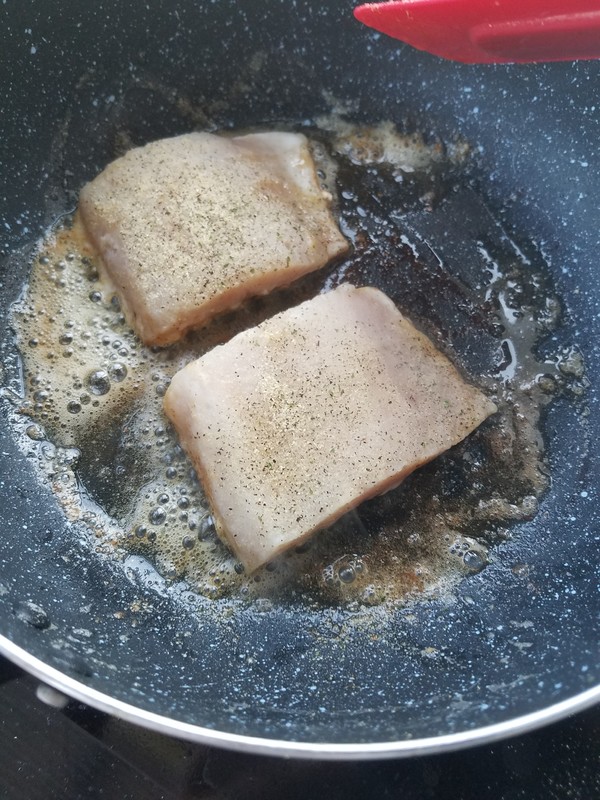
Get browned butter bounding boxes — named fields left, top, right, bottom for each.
left=8, top=121, right=582, bottom=607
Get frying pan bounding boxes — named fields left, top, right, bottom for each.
left=1, top=0, right=599, bottom=759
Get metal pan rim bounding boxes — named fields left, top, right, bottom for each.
left=2, top=633, right=599, bottom=760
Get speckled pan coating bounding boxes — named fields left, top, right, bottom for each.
left=0, top=0, right=599, bottom=758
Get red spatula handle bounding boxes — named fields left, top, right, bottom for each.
left=354, top=0, right=600, bottom=64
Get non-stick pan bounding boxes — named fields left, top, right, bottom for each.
left=1, top=0, right=599, bottom=759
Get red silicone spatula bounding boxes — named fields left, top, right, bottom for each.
left=354, top=0, right=600, bottom=64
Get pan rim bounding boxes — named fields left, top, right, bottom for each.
left=2, top=633, right=599, bottom=760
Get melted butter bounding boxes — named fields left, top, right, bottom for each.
left=8, top=123, right=579, bottom=607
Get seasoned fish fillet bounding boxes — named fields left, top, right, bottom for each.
left=79, top=132, right=348, bottom=346
left=164, top=284, right=497, bottom=572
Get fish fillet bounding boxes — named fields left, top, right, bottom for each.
left=79, top=132, right=349, bottom=345
left=164, top=284, right=496, bottom=572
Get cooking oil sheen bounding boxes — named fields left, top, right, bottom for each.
left=9, top=121, right=580, bottom=607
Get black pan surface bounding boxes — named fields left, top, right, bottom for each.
left=0, top=0, right=599, bottom=756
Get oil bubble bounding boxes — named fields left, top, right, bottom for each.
left=338, top=565, right=356, bottom=584
left=26, top=424, right=44, bottom=440
left=149, top=507, right=167, bottom=525
left=463, top=550, right=486, bottom=572
left=198, top=515, right=215, bottom=539
left=322, top=564, right=335, bottom=586
left=86, top=370, right=111, bottom=396
left=109, top=362, right=128, bottom=382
